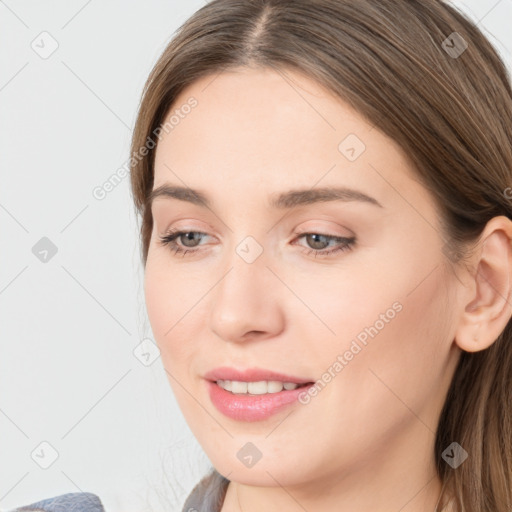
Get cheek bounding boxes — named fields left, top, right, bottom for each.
left=302, top=241, right=452, bottom=404
left=144, top=265, right=205, bottom=415
left=144, top=261, right=193, bottom=363
left=144, top=263, right=170, bottom=342
left=328, top=265, right=453, bottom=422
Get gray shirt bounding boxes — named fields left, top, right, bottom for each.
left=5, top=472, right=228, bottom=512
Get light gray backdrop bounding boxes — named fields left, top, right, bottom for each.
left=1, top=1, right=511, bottom=511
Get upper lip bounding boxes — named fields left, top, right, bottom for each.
left=204, top=367, right=313, bottom=384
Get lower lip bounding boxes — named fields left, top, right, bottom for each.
left=206, top=380, right=314, bottom=422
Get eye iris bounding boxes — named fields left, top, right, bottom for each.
left=307, top=234, right=328, bottom=250
left=181, top=232, right=201, bottom=247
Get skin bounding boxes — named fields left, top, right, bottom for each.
left=144, top=66, right=512, bottom=512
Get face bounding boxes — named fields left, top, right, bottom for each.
left=144, top=66, right=462, bottom=490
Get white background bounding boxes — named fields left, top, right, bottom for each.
left=0, top=1, right=510, bottom=511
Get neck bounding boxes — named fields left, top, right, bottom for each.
left=222, top=476, right=444, bottom=512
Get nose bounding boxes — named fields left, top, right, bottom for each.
left=209, top=246, right=285, bottom=344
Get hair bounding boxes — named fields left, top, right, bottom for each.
left=129, top=0, right=512, bottom=510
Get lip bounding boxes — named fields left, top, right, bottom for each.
left=203, top=366, right=313, bottom=384
left=206, top=381, right=315, bottom=422
left=204, top=367, right=315, bottom=422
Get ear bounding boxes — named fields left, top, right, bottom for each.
left=454, top=215, right=512, bottom=352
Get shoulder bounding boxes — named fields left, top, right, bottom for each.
left=5, top=492, right=105, bottom=512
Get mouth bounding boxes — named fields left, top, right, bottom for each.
left=206, top=379, right=315, bottom=422
left=213, top=379, right=313, bottom=395
left=203, top=367, right=316, bottom=421
left=203, top=366, right=314, bottom=387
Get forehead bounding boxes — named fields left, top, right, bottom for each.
left=152, top=67, right=419, bottom=209
left=157, top=66, right=368, bottom=155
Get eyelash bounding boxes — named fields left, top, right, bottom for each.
left=158, top=228, right=356, bottom=258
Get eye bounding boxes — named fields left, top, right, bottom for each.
left=158, top=229, right=356, bottom=258
left=158, top=228, right=209, bottom=257
left=292, top=232, right=356, bottom=258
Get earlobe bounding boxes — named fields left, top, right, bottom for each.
left=454, top=216, right=512, bottom=353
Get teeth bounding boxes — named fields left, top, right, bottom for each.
left=231, top=381, right=247, bottom=394
left=216, top=380, right=300, bottom=394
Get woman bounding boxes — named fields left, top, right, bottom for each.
left=10, top=0, right=512, bottom=511
left=131, top=0, right=512, bottom=510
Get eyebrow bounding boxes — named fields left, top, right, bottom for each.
left=148, top=184, right=383, bottom=210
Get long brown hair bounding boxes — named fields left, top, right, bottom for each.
left=129, top=1, right=512, bottom=509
